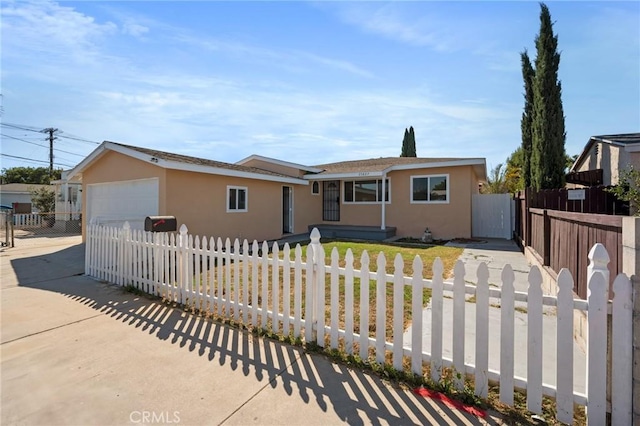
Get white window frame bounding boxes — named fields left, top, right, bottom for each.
left=226, top=185, right=248, bottom=212
left=311, top=181, right=320, bottom=195
left=343, top=178, right=391, bottom=204
left=410, top=174, right=449, bottom=204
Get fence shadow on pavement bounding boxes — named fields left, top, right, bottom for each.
left=9, top=243, right=504, bottom=426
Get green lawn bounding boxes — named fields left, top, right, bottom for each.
left=300, top=241, right=462, bottom=339
left=192, top=240, right=463, bottom=342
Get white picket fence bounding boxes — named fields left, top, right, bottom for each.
left=85, top=223, right=633, bottom=425
left=13, top=213, right=42, bottom=227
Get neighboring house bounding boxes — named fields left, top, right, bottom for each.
left=51, top=170, right=82, bottom=217
left=568, top=133, right=640, bottom=187
left=69, top=141, right=487, bottom=242
left=0, top=183, right=51, bottom=211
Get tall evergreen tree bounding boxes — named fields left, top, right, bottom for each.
left=400, top=128, right=410, bottom=157
left=520, top=51, right=534, bottom=188
left=530, top=3, right=566, bottom=189
left=405, top=126, right=416, bottom=157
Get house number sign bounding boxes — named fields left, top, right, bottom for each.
left=567, top=189, right=586, bottom=200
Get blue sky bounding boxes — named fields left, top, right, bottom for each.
left=1, top=1, right=638, bottom=173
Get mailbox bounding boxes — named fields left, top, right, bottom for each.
left=145, top=216, right=177, bottom=232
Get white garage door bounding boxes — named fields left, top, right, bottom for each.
left=87, top=178, right=159, bottom=230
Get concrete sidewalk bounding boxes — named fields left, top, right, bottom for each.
left=403, top=238, right=586, bottom=394
left=1, top=236, right=508, bottom=425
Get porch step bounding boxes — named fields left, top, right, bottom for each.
left=307, top=224, right=396, bottom=241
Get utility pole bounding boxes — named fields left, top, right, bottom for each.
left=41, top=128, right=58, bottom=177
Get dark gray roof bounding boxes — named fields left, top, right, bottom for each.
left=313, top=157, right=476, bottom=174
left=108, top=142, right=296, bottom=179
left=592, top=133, right=640, bottom=145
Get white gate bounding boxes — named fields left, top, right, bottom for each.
left=472, top=194, right=513, bottom=239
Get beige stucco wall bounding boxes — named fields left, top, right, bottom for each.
left=293, top=182, right=323, bottom=234
left=309, top=165, right=478, bottom=240
left=165, top=169, right=313, bottom=242
left=575, top=142, right=628, bottom=186
left=81, top=151, right=479, bottom=242
left=81, top=150, right=318, bottom=242
left=386, top=166, right=475, bottom=239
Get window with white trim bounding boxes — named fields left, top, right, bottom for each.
left=312, top=181, right=319, bottom=195
left=411, top=175, right=449, bottom=203
left=227, top=186, right=248, bottom=212
left=343, top=179, right=390, bottom=203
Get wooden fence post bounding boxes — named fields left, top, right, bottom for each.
left=587, top=270, right=608, bottom=425
left=612, top=273, right=632, bottom=425
left=85, top=218, right=96, bottom=276
left=178, top=224, right=188, bottom=305
left=587, top=244, right=610, bottom=425
left=119, top=221, right=130, bottom=286
left=525, top=187, right=532, bottom=247
left=313, top=229, right=325, bottom=345
left=543, top=209, right=550, bottom=266
left=304, top=238, right=315, bottom=343
left=621, top=217, right=640, bottom=424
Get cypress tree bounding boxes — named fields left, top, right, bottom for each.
left=530, top=3, right=566, bottom=189
left=400, top=128, right=409, bottom=157
left=520, top=51, right=534, bottom=188
left=408, top=126, right=417, bottom=157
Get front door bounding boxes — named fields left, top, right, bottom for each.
left=323, top=181, right=340, bottom=221
left=282, top=186, right=293, bottom=233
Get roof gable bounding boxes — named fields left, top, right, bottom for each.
left=571, top=132, right=640, bottom=172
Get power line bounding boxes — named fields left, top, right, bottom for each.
left=1, top=123, right=101, bottom=144
left=57, top=134, right=100, bottom=145
left=1, top=134, right=86, bottom=157
left=0, top=122, right=42, bottom=132
left=1, top=153, right=74, bottom=168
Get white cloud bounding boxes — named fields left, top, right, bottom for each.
left=1, top=0, right=521, bottom=171
left=1, top=0, right=117, bottom=61
left=329, top=3, right=457, bottom=52
left=123, top=22, right=149, bottom=38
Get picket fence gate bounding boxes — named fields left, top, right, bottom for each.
left=85, top=223, right=633, bottom=425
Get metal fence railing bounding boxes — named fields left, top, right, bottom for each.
left=12, top=212, right=81, bottom=237
left=1, top=210, right=15, bottom=248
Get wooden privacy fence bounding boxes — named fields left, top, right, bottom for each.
left=85, top=223, right=633, bottom=425
left=517, top=186, right=629, bottom=216
left=526, top=209, right=622, bottom=300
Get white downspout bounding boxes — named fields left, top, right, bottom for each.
left=381, top=173, right=386, bottom=231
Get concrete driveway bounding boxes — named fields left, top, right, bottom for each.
left=1, top=236, right=508, bottom=426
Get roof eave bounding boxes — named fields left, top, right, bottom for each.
left=304, top=171, right=385, bottom=180
left=69, top=142, right=308, bottom=185
left=305, top=158, right=487, bottom=181
left=161, top=161, right=308, bottom=185
left=65, top=141, right=110, bottom=181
